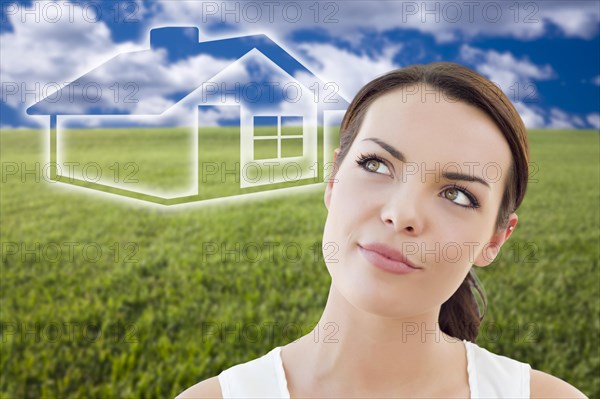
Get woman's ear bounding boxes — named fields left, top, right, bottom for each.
left=474, top=213, right=519, bottom=267
left=324, top=148, right=341, bottom=210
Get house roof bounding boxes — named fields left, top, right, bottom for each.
left=26, top=27, right=348, bottom=116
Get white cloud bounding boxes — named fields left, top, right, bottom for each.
left=514, top=103, right=592, bottom=130
left=295, top=43, right=400, bottom=100
left=460, top=45, right=555, bottom=96
left=548, top=107, right=577, bottom=129
left=458, top=45, right=599, bottom=130
left=0, top=2, right=239, bottom=125
left=593, top=76, right=600, bottom=86
left=131, top=95, right=176, bottom=115
left=149, top=1, right=599, bottom=44
left=514, top=102, right=546, bottom=129
left=587, top=113, right=600, bottom=130
left=572, top=115, right=586, bottom=128
left=456, top=45, right=586, bottom=129
left=82, top=50, right=236, bottom=115
left=197, top=105, right=242, bottom=127
left=0, top=2, right=142, bottom=111
left=540, top=4, right=600, bottom=40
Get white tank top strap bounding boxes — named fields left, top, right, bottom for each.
left=464, top=339, right=532, bottom=398
left=218, top=346, right=290, bottom=398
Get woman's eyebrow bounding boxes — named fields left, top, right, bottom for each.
left=360, top=137, right=491, bottom=189
left=443, top=171, right=491, bottom=189
left=360, top=138, right=406, bottom=161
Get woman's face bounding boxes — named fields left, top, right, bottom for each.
left=323, top=85, right=517, bottom=318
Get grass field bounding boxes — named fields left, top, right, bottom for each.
left=1, top=128, right=598, bottom=398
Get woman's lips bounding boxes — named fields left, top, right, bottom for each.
left=358, top=243, right=422, bottom=275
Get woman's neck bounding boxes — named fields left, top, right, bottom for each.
left=282, top=284, right=466, bottom=397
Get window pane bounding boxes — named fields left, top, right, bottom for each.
left=281, top=116, right=303, bottom=136
left=254, top=116, right=277, bottom=136
left=254, top=139, right=278, bottom=159
left=281, top=138, right=303, bottom=158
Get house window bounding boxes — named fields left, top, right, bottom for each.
left=254, top=116, right=303, bottom=160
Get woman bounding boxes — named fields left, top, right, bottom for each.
left=177, top=63, right=587, bottom=398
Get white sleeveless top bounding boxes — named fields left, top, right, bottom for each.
left=216, top=340, right=531, bottom=398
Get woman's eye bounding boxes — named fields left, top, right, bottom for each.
left=443, top=187, right=476, bottom=208
left=358, top=157, right=391, bottom=176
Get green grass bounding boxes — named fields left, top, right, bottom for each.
left=1, top=128, right=598, bottom=398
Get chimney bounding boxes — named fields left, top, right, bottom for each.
left=150, top=27, right=199, bottom=58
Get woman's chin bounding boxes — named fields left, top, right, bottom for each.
left=334, top=281, right=426, bottom=319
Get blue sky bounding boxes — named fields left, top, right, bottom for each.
left=1, top=0, right=599, bottom=129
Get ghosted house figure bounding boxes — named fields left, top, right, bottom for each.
left=27, top=27, right=348, bottom=205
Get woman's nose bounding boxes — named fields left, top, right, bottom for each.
left=380, top=183, right=425, bottom=235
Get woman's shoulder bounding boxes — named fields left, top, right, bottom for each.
left=175, top=376, right=222, bottom=399
left=175, top=347, right=283, bottom=399
left=530, top=368, right=588, bottom=398
left=466, top=341, right=587, bottom=397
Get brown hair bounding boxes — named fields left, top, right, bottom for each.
left=335, top=62, right=530, bottom=342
